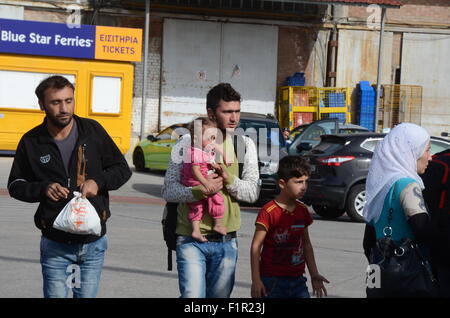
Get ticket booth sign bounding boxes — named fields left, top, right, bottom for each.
left=0, top=18, right=142, bottom=62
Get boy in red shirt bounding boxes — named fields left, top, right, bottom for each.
left=250, top=156, right=329, bottom=298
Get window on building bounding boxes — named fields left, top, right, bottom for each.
left=0, top=70, right=75, bottom=110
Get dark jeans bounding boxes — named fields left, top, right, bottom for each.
left=261, top=275, right=310, bottom=298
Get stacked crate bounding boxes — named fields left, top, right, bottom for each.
left=357, top=81, right=376, bottom=131
left=277, top=86, right=317, bottom=131
left=325, top=92, right=347, bottom=123
left=285, top=72, right=306, bottom=86
left=317, top=88, right=351, bottom=124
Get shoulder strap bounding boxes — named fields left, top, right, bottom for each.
left=233, top=134, right=246, bottom=179
left=383, top=181, right=400, bottom=237
left=431, top=158, right=450, bottom=209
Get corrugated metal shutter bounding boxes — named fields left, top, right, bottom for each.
left=401, top=33, right=450, bottom=136
left=160, top=18, right=278, bottom=128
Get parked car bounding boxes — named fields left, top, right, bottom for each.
left=132, top=112, right=287, bottom=203
left=238, top=112, right=288, bottom=204
left=133, top=123, right=189, bottom=171
left=302, top=133, right=450, bottom=222
left=287, top=119, right=369, bottom=156
left=289, top=121, right=368, bottom=141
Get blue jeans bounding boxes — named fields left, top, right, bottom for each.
left=262, top=275, right=310, bottom=298
left=40, top=235, right=108, bottom=298
left=176, top=235, right=238, bottom=298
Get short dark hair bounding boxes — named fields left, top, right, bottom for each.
left=277, top=155, right=310, bottom=181
left=206, top=83, right=241, bottom=112
left=35, top=75, right=75, bottom=103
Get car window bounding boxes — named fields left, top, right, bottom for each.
left=339, top=128, right=368, bottom=134
left=360, top=138, right=383, bottom=152
left=239, top=119, right=285, bottom=148
left=430, top=139, right=450, bottom=155
left=289, top=125, right=307, bottom=140
left=290, top=120, right=337, bottom=153
left=311, top=140, right=343, bottom=154
left=157, top=125, right=188, bottom=141
left=156, top=127, right=174, bottom=140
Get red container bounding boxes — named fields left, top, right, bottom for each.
left=294, top=112, right=314, bottom=127
left=293, top=91, right=309, bottom=106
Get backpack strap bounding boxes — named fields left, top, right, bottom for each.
left=168, top=249, right=173, bottom=271
left=431, top=158, right=449, bottom=209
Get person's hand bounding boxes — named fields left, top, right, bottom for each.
left=79, top=179, right=99, bottom=198
left=203, top=181, right=218, bottom=194
left=311, top=274, right=329, bottom=298
left=45, top=183, right=70, bottom=201
left=251, top=279, right=267, bottom=298
left=210, top=163, right=229, bottom=182
left=199, top=174, right=223, bottom=195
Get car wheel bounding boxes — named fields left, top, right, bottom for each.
left=312, top=205, right=345, bottom=219
left=133, top=147, right=146, bottom=172
left=346, top=183, right=366, bottom=223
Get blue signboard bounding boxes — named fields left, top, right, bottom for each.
left=0, top=18, right=96, bottom=59
left=0, top=17, right=143, bottom=62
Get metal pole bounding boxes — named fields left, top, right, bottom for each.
left=140, top=0, right=150, bottom=140
left=374, top=7, right=386, bottom=132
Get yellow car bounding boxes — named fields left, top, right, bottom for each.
left=132, top=123, right=189, bottom=171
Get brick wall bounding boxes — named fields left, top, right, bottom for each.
left=277, top=27, right=318, bottom=88
left=349, top=0, right=450, bottom=26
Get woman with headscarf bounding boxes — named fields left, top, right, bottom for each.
left=362, top=123, right=433, bottom=296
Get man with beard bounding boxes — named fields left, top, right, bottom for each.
left=162, top=83, right=260, bottom=298
left=7, top=75, right=131, bottom=298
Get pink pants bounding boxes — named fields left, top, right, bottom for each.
left=187, top=193, right=224, bottom=222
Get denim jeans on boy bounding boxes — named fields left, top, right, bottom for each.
left=40, top=235, right=108, bottom=298
left=176, top=235, right=238, bottom=298
left=261, top=275, right=310, bottom=298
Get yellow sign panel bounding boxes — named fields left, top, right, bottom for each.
left=95, top=26, right=142, bottom=62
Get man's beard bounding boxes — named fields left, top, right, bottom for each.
left=46, top=112, right=73, bottom=128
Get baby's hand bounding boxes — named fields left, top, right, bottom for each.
left=210, top=163, right=228, bottom=182
left=210, top=163, right=222, bottom=172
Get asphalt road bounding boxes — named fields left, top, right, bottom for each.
left=0, top=156, right=367, bottom=298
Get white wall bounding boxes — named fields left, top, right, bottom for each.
left=401, top=33, right=450, bottom=136
left=160, top=18, right=278, bottom=128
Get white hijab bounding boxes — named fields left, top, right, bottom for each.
left=363, top=123, right=430, bottom=223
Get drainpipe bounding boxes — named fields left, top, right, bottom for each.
left=374, top=7, right=386, bottom=132
left=327, top=5, right=338, bottom=87
left=140, top=0, right=150, bottom=140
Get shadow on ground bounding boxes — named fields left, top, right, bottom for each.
left=132, top=183, right=163, bottom=198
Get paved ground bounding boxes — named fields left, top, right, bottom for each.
left=0, top=156, right=367, bottom=298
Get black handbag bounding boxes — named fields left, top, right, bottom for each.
left=366, top=185, right=437, bottom=298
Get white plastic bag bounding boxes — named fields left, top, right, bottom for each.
left=53, top=191, right=102, bottom=236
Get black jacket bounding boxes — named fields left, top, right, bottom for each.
left=8, top=115, right=132, bottom=244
